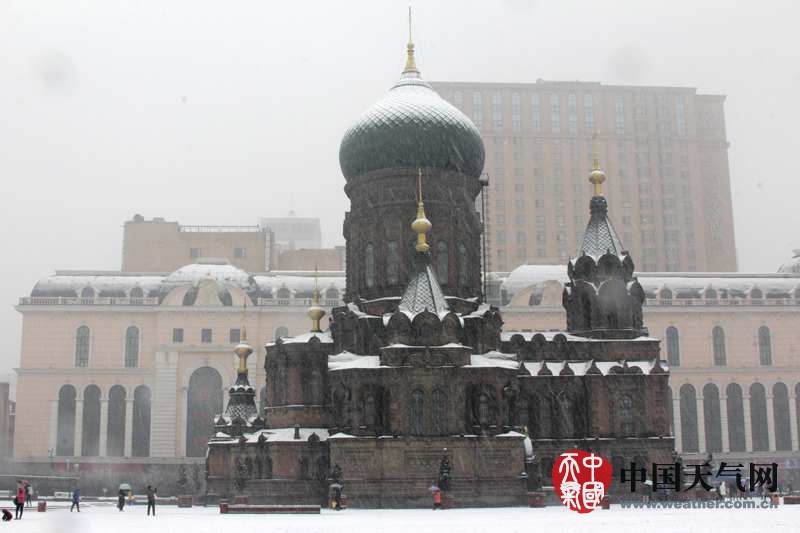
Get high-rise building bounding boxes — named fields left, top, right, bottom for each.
left=258, top=216, right=323, bottom=250
left=431, top=80, right=737, bottom=273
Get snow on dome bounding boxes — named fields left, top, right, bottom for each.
left=165, top=260, right=253, bottom=287
left=501, top=265, right=568, bottom=295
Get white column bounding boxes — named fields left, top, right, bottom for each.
left=672, top=396, right=682, bottom=453
left=99, top=399, right=109, bottom=457
left=743, top=395, right=753, bottom=452
left=719, top=394, right=730, bottom=453
left=49, top=400, right=59, bottom=454
left=150, top=350, right=179, bottom=458
left=178, top=387, right=188, bottom=458
left=696, top=395, right=706, bottom=454
left=766, top=393, right=776, bottom=452
left=124, top=399, right=134, bottom=457
left=74, top=399, right=84, bottom=456
left=789, top=395, right=799, bottom=451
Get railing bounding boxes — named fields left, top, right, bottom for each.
left=645, top=298, right=798, bottom=307
left=19, top=297, right=159, bottom=306
left=257, top=297, right=343, bottom=308
left=179, top=225, right=262, bottom=233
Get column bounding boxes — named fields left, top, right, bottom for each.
left=788, top=394, right=799, bottom=451
left=124, top=399, right=134, bottom=457
left=719, top=394, right=730, bottom=453
left=74, top=399, right=84, bottom=457
left=150, top=350, right=179, bottom=458
left=178, top=387, right=188, bottom=458
left=765, top=393, right=776, bottom=452
left=672, top=396, right=682, bottom=453
left=743, top=394, right=753, bottom=452
left=696, top=395, right=706, bottom=454
left=49, top=400, right=59, bottom=454
left=99, top=399, right=109, bottom=457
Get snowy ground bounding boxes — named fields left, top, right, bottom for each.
left=11, top=500, right=798, bottom=533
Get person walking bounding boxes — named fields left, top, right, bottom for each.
left=117, top=488, right=126, bottom=511
left=146, top=485, right=156, bottom=516
left=432, top=486, right=443, bottom=510
left=14, top=483, right=24, bottom=520
left=70, top=487, right=81, bottom=512
left=24, top=482, right=32, bottom=508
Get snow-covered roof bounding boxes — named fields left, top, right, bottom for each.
left=269, top=331, right=333, bottom=346
left=467, top=353, right=520, bottom=370
left=253, top=274, right=345, bottom=295
left=31, top=274, right=164, bottom=297
left=328, top=353, right=382, bottom=371
left=164, top=260, right=253, bottom=287
left=244, top=428, right=330, bottom=443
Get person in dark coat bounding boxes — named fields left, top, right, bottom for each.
left=118, top=489, right=126, bottom=511
left=71, top=487, right=80, bottom=512
left=24, top=483, right=31, bottom=508
left=146, top=486, right=156, bottom=516
left=14, top=483, right=24, bottom=519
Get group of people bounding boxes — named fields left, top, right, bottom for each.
left=8, top=480, right=32, bottom=520
left=116, top=485, right=158, bottom=516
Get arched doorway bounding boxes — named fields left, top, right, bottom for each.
left=186, top=367, right=223, bottom=457
left=702, top=384, right=722, bottom=453
left=726, top=383, right=745, bottom=452
left=132, top=385, right=151, bottom=457
left=56, top=385, right=77, bottom=456
left=750, top=383, right=768, bottom=451
left=81, top=385, right=101, bottom=456
left=679, top=384, right=698, bottom=453
left=107, top=385, right=126, bottom=457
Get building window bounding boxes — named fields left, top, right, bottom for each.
left=773, top=382, right=792, bottom=451
left=758, top=326, right=772, bottom=366
left=172, top=328, right=184, bottom=343
left=615, top=95, right=625, bottom=134
left=80, top=286, right=95, bottom=299
left=230, top=328, right=241, bottom=344
left=726, top=383, right=745, bottom=452
left=750, top=383, right=769, bottom=451
left=619, top=395, right=634, bottom=437
left=75, top=326, right=90, bottom=368
left=431, top=388, right=447, bottom=435
left=703, top=384, right=722, bottom=453
left=435, top=241, right=448, bottom=284
left=511, top=93, right=521, bottom=132
left=472, top=92, right=483, bottom=129
left=124, top=326, right=140, bottom=368
left=531, top=93, right=541, bottom=131
left=679, top=384, right=698, bottom=453
left=584, top=94, right=594, bottom=131
left=410, top=389, right=424, bottom=436
left=712, top=326, right=726, bottom=366
left=234, top=247, right=247, bottom=258
left=457, top=242, right=469, bottom=287
left=550, top=94, right=560, bottom=132
left=386, top=241, right=400, bottom=286
left=676, top=95, right=686, bottom=136
left=190, top=248, right=201, bottom=259
left=201, top=328, right=213, bottom=343
left=364, top=242, right=375, bottom=288
left=130, top=287, right=144, bottom=299
left=492, top=92, right=503, bottom=130
left=666, top=326, right=680, bottom=366
left=567, top=93, right=577, bottom=134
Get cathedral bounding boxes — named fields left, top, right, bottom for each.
left=204, top=37, right=673, bottom=507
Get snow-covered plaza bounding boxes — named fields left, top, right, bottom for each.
left=12, top=501, right=799, bottom=533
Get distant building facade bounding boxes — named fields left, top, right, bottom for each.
left=0, top=383, right=15, bottom=458
left=431, top=80, right=737, bottom=273
left=122, top=215, right=274, bottom=272
left=259, top=216, right=323, bottom=250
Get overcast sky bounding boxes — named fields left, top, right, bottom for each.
left=1, top=0, right=799, bottom=376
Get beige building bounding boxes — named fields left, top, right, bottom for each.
left=494, top=261, right=800, bottom=474
left=432, top=80, right=737, bottom=273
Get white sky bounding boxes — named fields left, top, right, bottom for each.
left=1, top=0, right=799, bottom=374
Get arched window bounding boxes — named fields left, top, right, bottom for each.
left=386, top=241, right=400, bottom=286
left=660, top=288, right=673, bottom=303
left=703, top=384, right=722, bottom=453
left=274, top=326, right=289, bottom=341
left=773, top=383, right=792, bottom=451
left=410, top=389, right=424, bottom=436
left=132, top=385, right=151, bottom=457
left=431, top=389, right=447, bottom=435
left=75, top=326, right=90, bottom=368
left=186, top=367, right=223, bottom=457
left=436, top=241, right=448, bottom=284
left=81, top=385, right=101, bottom=456
left=124, top=326, right=140, bottom=368
left=666, top=326, right=680, bottom=367
left=107, top=385, right=126, bottom=457
left=705, top=288, right=717, bottom=300
left=130, top=287, right=144, bottom=299
left=618, top=395, right=634, bottom=437
left=457, top=242, right=469, bottom=287
left=758, top=326, right=772, bottom=366
left=750, top=383, right=768, bottom=451
left=364, top=243, right=375, bottom=288
left=325, top=288, right=339, bottom=300
left=80, top=286, right=95, bottom=299
left=276, top=287, right=291, bottom=303
left=726, top=383, right=745, bottom=452
left=750, top=288, right=763, bottom=299
left=56, top=384, right=77, bottom=456
left=679, top=384, right=698, bottom=453
left=712, top=326, right=726, bottom=366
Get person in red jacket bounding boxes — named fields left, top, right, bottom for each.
left=433, top=487, right=443, bottom=510
left=14, top=483, right=24, bottom=520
